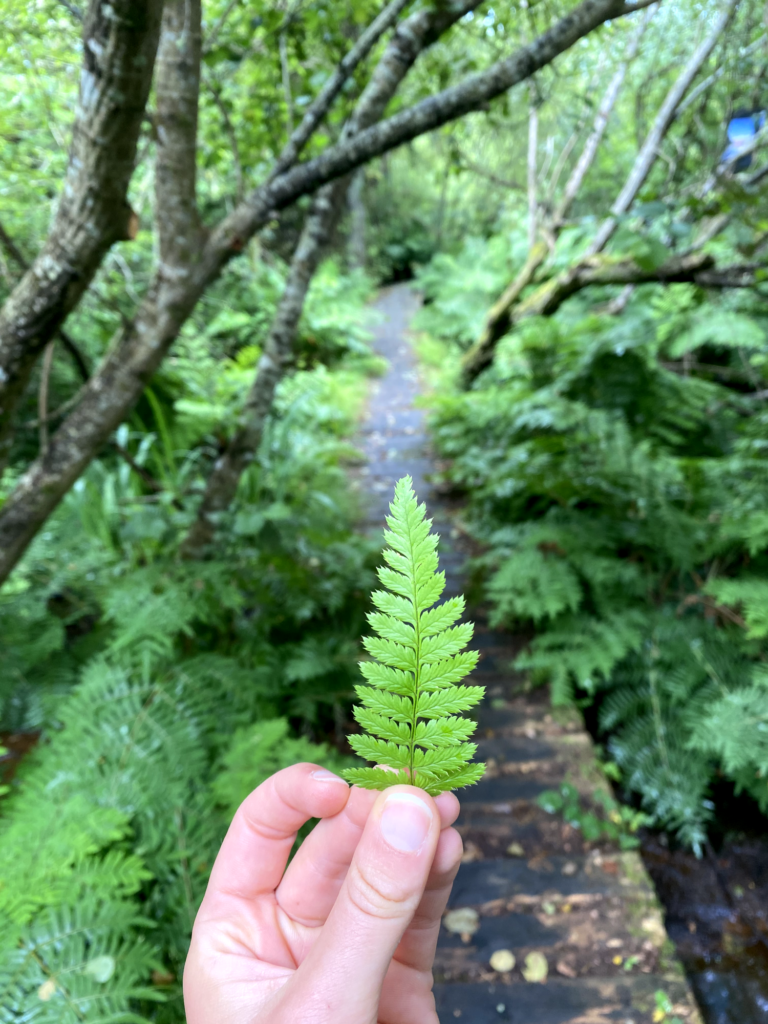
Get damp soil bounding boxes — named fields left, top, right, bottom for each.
left=580, top=693, right=768, bottom=1024
left=641, top=825, right=768, bottom=1024
left=0, top=730, right=40, bottom=789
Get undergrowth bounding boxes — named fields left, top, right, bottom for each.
left=0, top=260, right=374, bottom=1021
left=419, top=235, right=768, bottom=854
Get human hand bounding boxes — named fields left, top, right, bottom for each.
left=183, top=763, right=463, bottom=1024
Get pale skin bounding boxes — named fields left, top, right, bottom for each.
left=184, top=762, right=463, bottom=1024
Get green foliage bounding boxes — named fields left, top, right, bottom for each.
left=212, top=718, right=354, bottom=819
left=688, top=668, right=768, bottom=813
left=536, top=781, right=650, bottom=850
left=0, top=258, right=379, bottom=1020
left=423, top=224, right=768, bottom=847
left=654, top=989, right=684, bottom=1024
left=343, top=477, right=485, bottom=795
left=414, top=235, right=518, bottom=348
left=0, top=655, right=215, bottom=1021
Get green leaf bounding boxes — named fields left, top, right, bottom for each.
left=342, top=477, right=485, bottom=793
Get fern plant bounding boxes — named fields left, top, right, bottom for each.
left=343, top=477, right=485, bottom=795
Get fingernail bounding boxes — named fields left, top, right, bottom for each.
left=311, top=769, right=348, bottom=784
left=380, top=792, right=433, bottom=853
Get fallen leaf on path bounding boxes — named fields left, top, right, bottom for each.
left=556, top=958, right=577, bottom=978
left=522, top=951, right=548, bottom=982
left=490, top=949, right=516, bottom=972
left=443, top=907, right=479, bottom=942
left=461, top=841, right=483, bottom=863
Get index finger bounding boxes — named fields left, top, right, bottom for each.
left=202, top=763, right=351, bottom=911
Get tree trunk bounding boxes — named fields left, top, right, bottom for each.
left=0, top=0, right=163, bottom=472
left=527, top=100, right=539, bottom=251
left=347, top=171, right=367, bottom=271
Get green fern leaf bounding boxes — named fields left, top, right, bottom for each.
left=343, top=477, right=484, bottom=795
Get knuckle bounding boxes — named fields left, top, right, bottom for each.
left=346, top=860, right=418, bottom=922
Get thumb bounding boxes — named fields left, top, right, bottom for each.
left=281, top=785, right=440, bottom=1023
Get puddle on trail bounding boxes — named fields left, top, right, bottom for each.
left=643, top=833, right=768, bottom=1024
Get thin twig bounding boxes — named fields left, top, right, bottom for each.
left=527, top=98, right=539, bottom=251
left=38, top=342, right=55, bottom=455
left=279, top=29, right=294, bottom=137
left=202, top=0, right=239, bottom=53
left=58, top=0, right=83, bottom=20
left=0, top=219, right=28, bottom=271
left=207, top=78, right=245, bottom=202
left=112, top=441, right=165, bottom=493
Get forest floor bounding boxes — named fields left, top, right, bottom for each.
left=352, top=284, right=703, bottom=1024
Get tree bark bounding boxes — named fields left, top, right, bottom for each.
left=347, top=171, right=368, bottom=271
left=554, top=7, right=650, bottom=224
left=459, top=250, right=750, bottom=381
left=0, top=0, right=644, bottom=586
left=155, top=0, right=204, bottom=272
left=527, top=100, right=539, bottom=251
left=0, top=0, right=163, bottom=470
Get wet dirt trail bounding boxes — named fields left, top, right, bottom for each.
left=353, top=284, right=703, bottom=1024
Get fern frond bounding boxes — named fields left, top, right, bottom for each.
left=343, top=477, right=484, bottom=795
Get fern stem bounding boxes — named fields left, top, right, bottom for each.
left=648, top=637, right=671, bottom=773
left=409, top=524, right=421, bottom=781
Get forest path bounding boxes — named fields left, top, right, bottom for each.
left=353, top=284, right=703, bottom=1024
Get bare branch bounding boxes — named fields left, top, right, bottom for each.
left=207, top=80, right=245, bottom=203
left=695, top=262, right=768, bottom=288
left=462, top=251, right=720, bottom=382
left=58, top=0, right=83, bottom=21
left=555, top=7, right=651, bottom=224
left=461, top=253, right=768, bottom=384
left=528, top=99, right=539, bottom=250
left=202, top=0, right=239, bottom=54
left=676, top=33, right=767, bottom=117
left=217, top=0, right=641, bottom=254
left=347, top=170, right=367, bottom=269
left=37, top=342, right=55, bottom=455
left=0, top=220, right=29, bottom=273
left=587, top=0, right=737, bottom=255
left=0, top=222, right=93, bottom=384
left=473, top=12, right=650, bottom=370
left=112, top=441, right=166, bottom=494
left=458, top=155, right=525, bottom=191
left=279, top=28, right=295, bottom=137
left=270, top=0, right=413, bottom=179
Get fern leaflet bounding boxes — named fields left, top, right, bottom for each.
left=343, top=477, right=485, bottom=795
